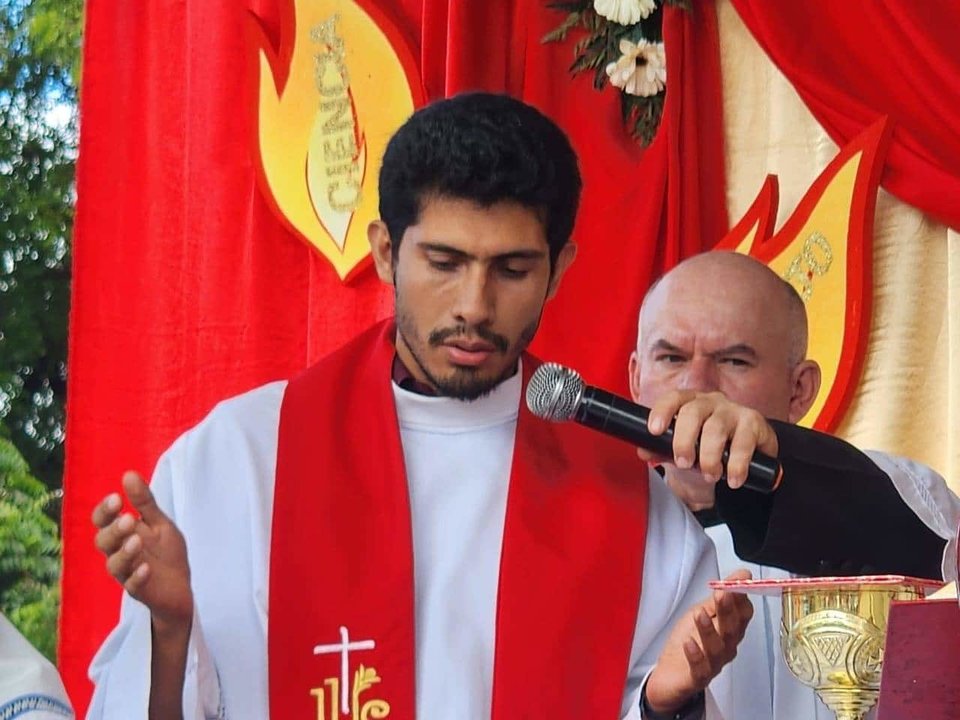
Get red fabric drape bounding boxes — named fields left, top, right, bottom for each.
left=61, top=0, right=725, bottom=713
left=731, top=0, right=960, bottom=230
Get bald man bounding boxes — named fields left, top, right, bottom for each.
left=628, top=251, right=960, bottom=720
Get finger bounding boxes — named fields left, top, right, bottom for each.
left=91, top=493, right=123, bottom=529
left=682, top=637, right=713, bottom=688
left=122, top=471, right=168, bottom=526
left=94, top=512, right=138, bottom=555
left=694, top=607, right=725, bottom=670
left=756, top=417, right=779, bottom=458
left=105, top=532, right=145, bottom=583
left=725, top=413, right=768, bottom=488
left=646, top=390, right=697, bottom=436
left=697, top=411, right=737, bottom=482
left=715, top=592, right=753, bottom=646
left=123, top=563, right=151, bottom=597
left=672, top=399, right=713, bottom=470
left=713, top=569, right=754, bottom=639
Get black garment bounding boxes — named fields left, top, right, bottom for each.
left=706, top=420, right=946, bottom=579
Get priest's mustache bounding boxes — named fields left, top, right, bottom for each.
left=428, top=325, right=509, bottom=353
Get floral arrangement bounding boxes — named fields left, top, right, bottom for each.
left=543, top=0, right=687, bottom=145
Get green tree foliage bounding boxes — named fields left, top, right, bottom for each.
left=0, top=0, right=81, bottom=489
left=0, top=0, right=81, bottom=660
left=0, top=436, right=60, bottom=661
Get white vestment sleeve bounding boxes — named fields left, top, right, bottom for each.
left=88, top=381, right=284, bottom=720
left=620, top=472, right=729, bottom=720
left=0, top=612, right=74, bottom=718
left=864, top=451, right=960, bottom=582
left=86, top=452, right=223, bottom=720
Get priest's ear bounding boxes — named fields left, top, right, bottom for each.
left=788, top=359, right=821, bottom=424
left=545, top=242, right=577, bottom=300
left=368, top=220, right=395, bottom=286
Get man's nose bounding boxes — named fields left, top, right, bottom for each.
left=453, top=269, right=494, bottom=326
left=677, top=359, right=719, bottom=393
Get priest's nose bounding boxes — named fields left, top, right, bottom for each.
left=452, top=270, right=494, bottom=327
left=677, top=358, right=719, bottom=393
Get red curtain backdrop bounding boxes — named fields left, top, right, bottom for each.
left=61, top=0, right=726, bottom=711
left=730, top=0, right=960, bottom=230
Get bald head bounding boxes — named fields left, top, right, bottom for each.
left=630, top=251, right=820, bottom=424
left=639, top=252, right=808, bottom=367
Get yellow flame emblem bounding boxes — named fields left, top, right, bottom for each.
left=716, top=119, right=893, bottom=431
left=252, top=1, right=423, bottom=280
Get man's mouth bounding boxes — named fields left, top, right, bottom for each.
left=443, top=339, right=497, bottom=366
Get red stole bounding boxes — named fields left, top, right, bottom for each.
left=269, top=319, right=649, bottom=718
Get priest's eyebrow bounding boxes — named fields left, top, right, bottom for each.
left=651, top=339, right=759, bottom=360
left=419, top=242, right=546, bottom=262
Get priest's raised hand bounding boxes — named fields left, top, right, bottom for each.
left=92, top=471, right=193, bottom=720
left=644, top=569, right=754, bottom=716
left=93, top=471, right=193, bottom=625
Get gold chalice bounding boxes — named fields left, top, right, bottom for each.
left=779, top=578, right=930, bottom=720
left=710, top=574, right=944, bottom=720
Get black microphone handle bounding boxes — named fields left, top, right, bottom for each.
left=574, top=386, right=781, bottom=494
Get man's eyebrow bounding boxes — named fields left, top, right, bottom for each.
left=648, top=340, right=759, bottom=360
left=419, top=243, right=471, bottom=259
left=650, top=339, right=685, bottom=354
left=709, top=343, right=758, bottom=360
left=419, top=243, right=546, bottom=262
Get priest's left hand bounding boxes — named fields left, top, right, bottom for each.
left=644, top=569, right=754, bottom=714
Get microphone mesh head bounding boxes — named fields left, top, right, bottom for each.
left=525, top=363, right=584, bottom=421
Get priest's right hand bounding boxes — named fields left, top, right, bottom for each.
left=92, top=471, right=194, bottom=635
left=644, top=569, right=753, bottom=715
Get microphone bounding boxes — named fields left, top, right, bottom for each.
left=525, top=363, right=782, bottom=494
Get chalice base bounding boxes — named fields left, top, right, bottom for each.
left=816, top=686, right=878, bottom=720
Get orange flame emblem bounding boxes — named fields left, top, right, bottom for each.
left=251, top=1, right=424, bottom=280
left=715, top=119, right=893, bottom=431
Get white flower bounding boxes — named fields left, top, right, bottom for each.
left=605, top=39, right=666, bottom=97
left=594, top=0, right=657, bottom=26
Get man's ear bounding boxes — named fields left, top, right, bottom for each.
left=628, top=351, right=641, bottom=403
left=368, top=220, right=395, bottom=285
left=545, top=243, right=577, bottom=300
left=787, top=359, right=821, bottom=423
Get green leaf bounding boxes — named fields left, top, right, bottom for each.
left=542, top=11, right=583, bottom=44
left=0, top=438, right=61, bottom=661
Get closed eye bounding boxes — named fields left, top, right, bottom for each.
left=497, top=265, right=531, bottom=280
left=427, top=256, right=460, bottom=272
left=655, top=354, right=686, bottom=364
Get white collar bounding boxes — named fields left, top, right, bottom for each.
left=392, top=361, right=522, bottom=432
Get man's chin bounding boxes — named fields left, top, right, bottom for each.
left=433, top=373, right=501, bottom=401
left=428, top=362, right=520, bottom=401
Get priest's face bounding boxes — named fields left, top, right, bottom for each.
left=369, top=196, right=575, bottom=400
left=629, top=253, right=821, bottom=423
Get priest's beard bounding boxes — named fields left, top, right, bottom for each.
left=396, top=310, right=538, bottom=401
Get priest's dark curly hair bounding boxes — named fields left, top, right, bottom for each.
left=378, top=92, right=582, bottom=267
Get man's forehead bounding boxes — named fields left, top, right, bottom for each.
left=410, top=198, right=549, bottom=253
left=641, top=326, right=758, bottom=354
left=638, top=289, right=782, bottom=354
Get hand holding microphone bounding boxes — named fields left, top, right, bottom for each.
left=526, top=363, right=782, bottom=493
